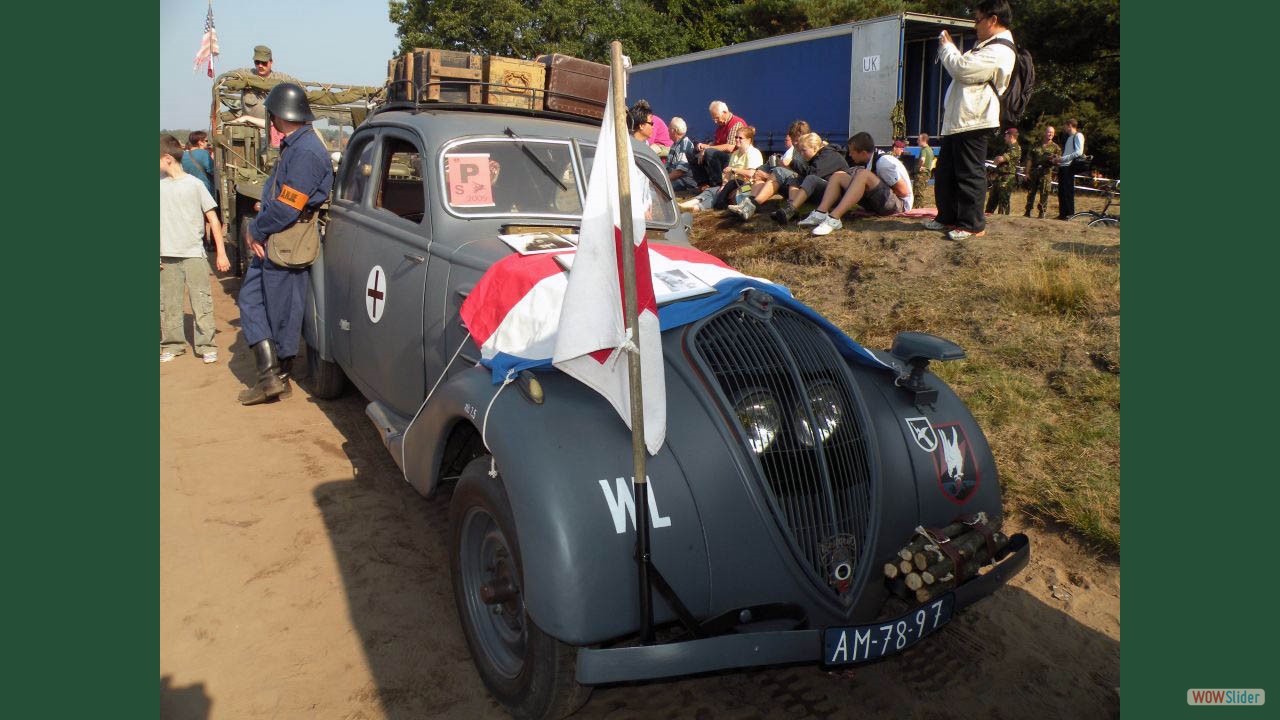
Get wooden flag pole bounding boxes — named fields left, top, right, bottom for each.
left=607, top=40, right=654, bottom=643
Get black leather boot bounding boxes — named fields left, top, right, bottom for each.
left=769, top=204, right=798, bottom=225
left=277, top=356, right=294, bottom=399
left=239, top=340, right=285, bottom=405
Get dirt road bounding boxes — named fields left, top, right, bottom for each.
left=160, top=265, right=1119, bottom=720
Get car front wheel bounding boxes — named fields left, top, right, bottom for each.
left=449, top=456, right=590, bottom=720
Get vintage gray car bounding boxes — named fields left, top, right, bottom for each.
left=303, top=99, right=1029, bottom=719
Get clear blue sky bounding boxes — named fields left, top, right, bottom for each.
left=160, top=0, right=399, bottom=130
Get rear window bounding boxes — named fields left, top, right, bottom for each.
left=442, top=139, right=582, bottom=218
left=439, top=137, right=677, bottom=227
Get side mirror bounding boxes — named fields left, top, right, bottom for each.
left=889, top=332, right=965, bottom=407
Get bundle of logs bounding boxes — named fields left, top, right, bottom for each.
left=883, top=512, right=1010, bottom=604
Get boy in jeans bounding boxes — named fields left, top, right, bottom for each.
left=160, top=134, right=230, bottom=363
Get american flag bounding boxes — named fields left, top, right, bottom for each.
left=193, top=1, right=219, bottom=78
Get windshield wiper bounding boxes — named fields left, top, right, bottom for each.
left=503, top=127, right=567, bottom=191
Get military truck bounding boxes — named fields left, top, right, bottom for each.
left=303, top=91, right=1029, bottom=719
left=208, top=71, right=383, bottom=275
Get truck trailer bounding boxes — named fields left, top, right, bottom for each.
left=628, top=12, right=977, bottom=152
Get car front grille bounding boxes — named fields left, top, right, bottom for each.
left=691, top=301, right=875, bottom=602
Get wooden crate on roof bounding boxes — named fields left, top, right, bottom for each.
left=415, top=49, right=483, bottom=104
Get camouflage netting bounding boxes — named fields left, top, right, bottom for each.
left=213, top=70, right=384, bottom=124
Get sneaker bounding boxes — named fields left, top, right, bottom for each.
left=202, top=351, right=218, bottom=364
left=770, top=205, right=798, bottom=225
left=923, top=219, right=948, bottom=231
left=946, top=228, right=987, bottom=241
left=160, top=351, right=177, bottom=363
left=797, top=211, right=828, bottom=229
left=728, top=199, right=756, bottom=220
left=812, top=216, right=843, bottom=236
left=677, top=198, right=701, bottom=212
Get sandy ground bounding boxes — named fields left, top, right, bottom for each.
left=160, top=245, right=1119, bottom=719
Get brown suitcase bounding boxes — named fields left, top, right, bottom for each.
left=415, top=49, right=482, bottom=104
left=483, top=56, right=546, bottom=111
left=537, top=54, right=609, bottom=119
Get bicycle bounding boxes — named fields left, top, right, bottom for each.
left=1068, top=179, right=1119, bottom=228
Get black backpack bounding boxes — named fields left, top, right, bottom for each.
left=984, top=38, right=1034, bottom=127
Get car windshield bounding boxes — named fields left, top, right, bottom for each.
left=440, top=138, right=676, bottom=226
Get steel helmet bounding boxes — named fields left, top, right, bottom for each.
left=264, top=83, right=315, bottom=123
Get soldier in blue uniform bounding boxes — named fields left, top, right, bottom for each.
left=237, top=83, right=333, bottom=405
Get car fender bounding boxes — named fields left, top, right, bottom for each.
left=402, top=365, right=712, bottom=645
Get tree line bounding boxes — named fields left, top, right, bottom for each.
left=388, top=0, right=1119, bottom=176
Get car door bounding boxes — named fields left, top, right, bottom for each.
left=321, top=130, right=378, bottom=370
left=343, top=128, right=432, bottom=418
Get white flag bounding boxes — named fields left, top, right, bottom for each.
left=552, top=88, right=666, bottom=454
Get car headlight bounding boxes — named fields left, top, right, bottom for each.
left=734, top=390, right=781, bottom=455
left=795, top=381, right=843, bottom=447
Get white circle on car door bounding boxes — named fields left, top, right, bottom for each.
left=366, top=265, right=387, bottom=323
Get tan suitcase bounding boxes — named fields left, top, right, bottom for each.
left=483, top=56, right=546, bottom=111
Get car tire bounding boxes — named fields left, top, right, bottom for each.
left=305, top=341, right=346, bottom=399
left=450, top=456, right=590, bottom=720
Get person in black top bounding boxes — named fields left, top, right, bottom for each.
left=768, top=133, right=849, bottom=224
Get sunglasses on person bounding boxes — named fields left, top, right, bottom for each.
left=254, top=60, right=270, bottom=66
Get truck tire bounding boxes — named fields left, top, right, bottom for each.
left=305, top=341, right=346, bottom=399
left=450, top=456, right=590, bottom=720
left=235, top=211, right=257, bottom=278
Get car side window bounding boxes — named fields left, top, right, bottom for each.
left=339, top=137, right=376, bottom=203
left=373, top=137, right=426, bottom=223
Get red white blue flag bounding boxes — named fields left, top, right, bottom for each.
left=193, top=1, right=219, bottom=78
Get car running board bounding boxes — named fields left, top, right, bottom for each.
left=365, top=401, right=411, bottom=473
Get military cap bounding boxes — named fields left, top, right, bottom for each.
left=254, top=45, right=272, bottom=62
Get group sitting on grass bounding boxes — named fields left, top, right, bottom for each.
left=674, top=118, right=916, bottom=237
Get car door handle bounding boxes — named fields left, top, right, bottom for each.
left=404, top=253, right=426, bottom=264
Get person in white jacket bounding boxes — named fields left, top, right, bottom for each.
left=925, top=0, right=1016, bottom=241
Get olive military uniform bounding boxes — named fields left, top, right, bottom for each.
left=913, top=145, right=935, bottom=208
left=984, top=139, right=1021, bottom=215
left=1024, top=140, right=1061, bottom=217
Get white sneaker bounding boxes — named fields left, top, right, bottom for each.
left=160, top=351, right=177, bottom=363
left=202, top=351, right=218, bottom=364
left=797, top=211, right=828, bottom=229
left=728, top=200, right=756, bottom=220
left=812, top=216, right=843, bottom=236
left=923, top=219, right=948, bottom=231
left=946, top=228, right=986, bottom=241
left=678, top=198, right=701, bottom=212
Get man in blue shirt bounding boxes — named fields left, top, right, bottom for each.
left=181, top=131, right=216, bottom=197
left=237, top=83, right=333, bottom=405
left=1056, top=119, right=1086, bottom=219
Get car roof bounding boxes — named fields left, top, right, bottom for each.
left=363, top=103, right=604, bottom=146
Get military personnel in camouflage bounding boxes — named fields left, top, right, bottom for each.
left=1023, top=126, right=1060, bottom=217
left=984, top=127, right=1021, bottom=215
left=913, top=133, right=935, bottom=208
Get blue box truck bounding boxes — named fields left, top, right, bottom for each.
left=628, top=12, right=978, bottom=154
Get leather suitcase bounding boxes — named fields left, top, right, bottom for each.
left=415, top=49, right=482, bottom=104
left=537, top=54, right=608, bottom=119
left=483, top=56, right=546, bottom=111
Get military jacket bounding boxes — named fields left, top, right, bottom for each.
left=1027, top=141, right=1061, bottom=175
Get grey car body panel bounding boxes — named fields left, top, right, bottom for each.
left=319, top=105, right=1009, bottom=653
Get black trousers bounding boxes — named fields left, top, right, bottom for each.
left=935, top=129, right=990, bottom=232
left=692, top=148, right=731, bottom=187
left=1057, top=165, right=1076, bottom=217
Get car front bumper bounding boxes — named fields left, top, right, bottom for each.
left=575, top=533, right=1030, bottom=685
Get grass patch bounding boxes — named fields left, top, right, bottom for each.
left=687, top=194, right=1121, bottom=552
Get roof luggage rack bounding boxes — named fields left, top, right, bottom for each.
left=370, top=80, right=606, bottom=125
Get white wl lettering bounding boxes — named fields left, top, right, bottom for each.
left=597, top=477, right=673, bottom=534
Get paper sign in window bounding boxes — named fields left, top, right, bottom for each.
left=445, top=153, right=495, bottom=207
